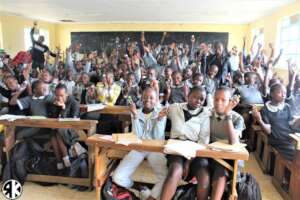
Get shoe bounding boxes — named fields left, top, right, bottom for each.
left=139, top=186, right=151, bottom=200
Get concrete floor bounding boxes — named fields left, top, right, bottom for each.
left=0, top=153, right=282, bottom=200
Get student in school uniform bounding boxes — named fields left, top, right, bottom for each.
left=9, top=80, right=54, bottom=139
left=203, top=65, right=219, bottom=107
left=113, top=87, right=167, bottom=200
left=73, top=72, right=94, bottom=104
left=234, top=71, right=264, bottom=138
left=235, top=72, right=264, bottom=106
left=160, top=86, right=211, bottom=200
left=48, top=83, right=80, bottom=171
left=164, top=71, right=189, bottom=104
left=0, top=75, right=31, bottom=115
left=96, top=71, right=121, bottom=106
left=252, top=83, right=300, bottom=165
left=140, top=67, right=160, bottom=96
left=190, top=72, right=204, bottom=88
left=287, top=68, right=300, bottom=117
left=117, top=72, right=141, bottom=107
left=96, top=71, right=122, bottom=134
left=209, top=87, right=245, bottom=200
left=159, top=66, right=173, bottom=98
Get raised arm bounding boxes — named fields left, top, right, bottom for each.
left=252, top=107, right=271, bottom=135
left=268, top=43, right=275, bottom=61
left=30, top=23, right=37, bottom=44
left=250, top=35, right=257, bottom=55
left=273, top=49, right=283, bottom=67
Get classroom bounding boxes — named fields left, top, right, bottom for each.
left=0, top=0, right=300, bottom=199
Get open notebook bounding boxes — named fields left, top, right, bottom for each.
left=207, top=140, right=247, bottom=152
left=112, top=133, right=142, bottom=146
left=0, top=114, right=47, bottom=121
left=85, top=103, right=105, bottom=112
left=164, top=139, right=206, bottom=159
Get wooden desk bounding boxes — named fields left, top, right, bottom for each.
left=0, top=118, right=98, bottom=187
left=271, top=134, right=300, bottom=200
left=86, top=134, right=249, bottom=200
left=80, top=105, right=131, bottom=132
left=80, top=105, right=130, bottom=115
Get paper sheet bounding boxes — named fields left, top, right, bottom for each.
left=86, top=103, right=105, bottom=112
left=207, top=140, right=246, bottom=152
left=164, top=139, right=206, bottom=159
left=0, top=114, right=27, bottom=121
left=112, top=133, right=142, bottom=146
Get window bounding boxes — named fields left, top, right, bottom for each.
left=24, top=27, right=49, bottom=51
left=278, top=13, right=300, bottom=68
left=251, top=27, right=264, bottom=55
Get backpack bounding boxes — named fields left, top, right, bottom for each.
left=2, top=141, right=31, bottom=185
left=237, top=172, right=262, bottom=200
left=69, top=153, right=89, bottom=178
left=101, top=177, right=139, bottom=200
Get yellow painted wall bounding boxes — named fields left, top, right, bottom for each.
left=0, top=14, right=57, bottom=56
left=0, top=21, right=3, bottom=49
left=55, top=23, right=248, bottom=52
left=0, top=14, right=249, bottom=58
left=247, top=0, right=300, bottom=82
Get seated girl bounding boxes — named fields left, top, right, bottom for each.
left=160, top=86, right=211, bottom=200
left=209, top=87, right=245, bottom=200
left=253, top=83, right=300, bottom=165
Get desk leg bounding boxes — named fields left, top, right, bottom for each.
left=4, top=125, right=15, bottom=161
left=95, top=147, right=109, bottom=200
left=230, top=160, right=238, bottom=200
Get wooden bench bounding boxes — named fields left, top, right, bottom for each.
left=86, top=134, right=249, bottom=200
left=272, top=134, right=300, bottom=200
left=253, top=124, right=275, bottom=174
left=80, top=104, right=131, bottom=132
left=0, top=118, right=98, bottom=187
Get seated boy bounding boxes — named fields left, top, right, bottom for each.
left=48, top=83, right=80, bottom=171
left=113, top=87, right=167, bottom=200
left=160, top=86, right=211, bottom=200
left=209, top=87, right=245, bottom=200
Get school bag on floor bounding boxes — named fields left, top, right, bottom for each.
left=101, top=177, right=139, bottom=200
left=237, top=172, right=262, bottom=200
left=173, top=183, right=196, bottom=200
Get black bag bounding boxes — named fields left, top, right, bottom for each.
left=2, top=141, right=31, bottom=185
left=237, top=172, right=262, bottom=200
left=69, top=153, right=89, bottom=178
left=101, top=177, right=139, bottom=200
left=173, top=183, right=197, bottom=200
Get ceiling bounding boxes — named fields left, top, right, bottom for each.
left=0, top=0, right=296, bottom=24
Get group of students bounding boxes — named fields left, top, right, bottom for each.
left=0, top=27, right=300, bottom=199
left=111, top=86, right=244, bottom=200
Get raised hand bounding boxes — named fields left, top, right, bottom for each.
left=268, top=43, right=274, bottom=49
left=257, top=43, right=262, bottom=49
left=191, top=35, right=196, bottom=43
left=252, top=106, right=262, bottom=123
left=129, top=102, right=137, bottom=118
left=158, top=106, right=169, bottom=120
left=224, top=95, right=240, bottom=115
